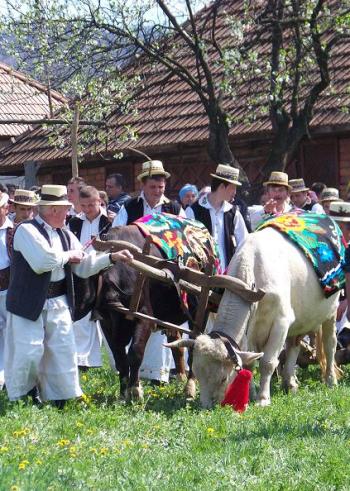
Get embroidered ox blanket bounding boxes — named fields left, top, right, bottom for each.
left=134, top=213, right=220, bottom=273
left=256, top=211, right=345, bottom=297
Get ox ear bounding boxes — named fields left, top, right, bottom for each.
left=164, top=339, right=195, bottom=349
left=235, top=350, right=264, bottom=366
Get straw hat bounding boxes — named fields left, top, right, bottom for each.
left=137, top=160, right=170, bottom=181
left=289, top=178, right=309, bottom=193
left=210, top=164, right=241, bottom=186
left=37, top=185, right=72, bottom=206
left=10, top=189, right=39, bottom=206
left=320, top=187, right=341, bottom=203
left=263, top=171, right=291, bottom=189
left=0, top=191, right=9, bottom=208
left=329, top=201, right=350, bottom=222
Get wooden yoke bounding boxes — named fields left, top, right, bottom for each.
left=193, top=256, right=216, bottom=336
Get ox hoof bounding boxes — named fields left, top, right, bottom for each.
left=325, top=377, right=337, bottom=388
left=256, top=398, right=271, bottom=407
left=176, top=373, right=187, bottom=383
left=185, top=379, right=196, bottom=399
left=282, top=380, right=299, bottom=394
left=125, top=384, right=144, bottom=403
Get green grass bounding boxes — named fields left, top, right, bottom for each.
left=1, top=363, right=350, bottom=491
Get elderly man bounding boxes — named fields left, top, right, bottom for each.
left=186, top=164, right=248, bottom=272
left=10, top=189, right=39, bottom=224
left=249, top=171, right=293, bottom=231
left=0, top=191, right=13, bottom=390
left=69, top=185, right=111, bottom=369
left=113, top=160, right=185, bottom=226
left=4, top=184, right=132, bottom=406
left=289, top=178, right=324, bottom=213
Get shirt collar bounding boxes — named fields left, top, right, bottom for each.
left=0, top=216, right=13, bottom=230
left=80, top=209, right=105, bottom=222
left=35, top=215, right=56, bottom=232
left=139, top=191, right=170, bottom=208
left=198, top=193, right=233, bottom=213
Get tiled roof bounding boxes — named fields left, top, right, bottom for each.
left=1, top=0, right=350, bottom=169
left=0, top=62, right=66, bottom=137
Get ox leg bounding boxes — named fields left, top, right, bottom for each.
left=185, top=346, right=196, bottom=399
left=127, top=321, right=151, bottom=401
left=281, top=337, right=300, bottom=393
left=257, top=318, right=290, bottom=407
left=321, top=317, right=338, bottom=387
left=167, top=331, right=187, bottom=382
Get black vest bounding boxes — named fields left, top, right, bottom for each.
left=190, top=201, right=237, bottom=266
left=125, top=196, right=181, bottom=225
left=6, top=220, right=75, bottom=322
left=303, top=200, right=317, bottom=212
left=69, top=214, right=111, bottom=241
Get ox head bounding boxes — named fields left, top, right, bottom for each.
left=165, top=336, right=263, bottom=409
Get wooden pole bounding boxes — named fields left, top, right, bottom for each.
left=71, top=102, right=79, bottom=177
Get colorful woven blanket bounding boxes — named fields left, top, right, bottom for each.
left=256, top=211, right=345, bottom=297
left=134, top=213, right=220, bottom=273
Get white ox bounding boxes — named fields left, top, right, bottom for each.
left=166, top=227, right=340, bottom=408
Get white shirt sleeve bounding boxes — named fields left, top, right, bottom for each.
left=14, top=223, right=71, bottom=274
left=185, top=207, right=195, bottom=220
left=67, top=230, right=111, bottom=278
left=179, top=206, right=186, bottom=218
left=112, top=205, right=128, bottom=227
left=312, top=203, right=325, bottom=214
left=234, top=209, right=249, bottom=247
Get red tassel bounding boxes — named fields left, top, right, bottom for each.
left=221, top=369, right=252, bottom=412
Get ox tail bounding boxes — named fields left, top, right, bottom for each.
left=315, top=328, right=343, bottom=381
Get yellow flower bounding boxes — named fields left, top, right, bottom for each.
left=0, top=446, right=9, bottom=453
left=99, top=447, right=108, bottom=455
left=121, top=439, right=133, bottom=447
left=206, top=427, right=215, bottom=434
left=10, top=486, right=19, bottom=491
left=13, top=429, right=29, bottom=438
left=35, top=459, right=43, bottom=465
left=90, top=447, right=98, bottom=455
left=18, top=460, right=29, bottom=471
left=57, top=439, right=70, bottom=447
left=76, top=421, right=84, bottom=428
left=81, top=374, right=87, bottom=382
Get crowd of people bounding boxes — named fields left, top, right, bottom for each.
left=0, top=159, right=349, bottom=408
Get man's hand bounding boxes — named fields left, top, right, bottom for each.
left=68, top=250, right=85, bottom=264
left=110, top=249, right=133, bottom=264
left=264, top=199, right=278, bottom=215
left=107, top=210, right=116, bottom=223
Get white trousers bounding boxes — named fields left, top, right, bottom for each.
left=0, top=294, right=7, bottom=389
left=5, top=305, right=82, bottom=401
left=73, top=313, right=102, bottom=367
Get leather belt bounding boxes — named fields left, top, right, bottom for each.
left=0, top=267, right=10, bottom=291
left=47, top=279, right=67, bottom=298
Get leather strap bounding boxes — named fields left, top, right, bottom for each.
left=209, top=330, right=241, bottom=369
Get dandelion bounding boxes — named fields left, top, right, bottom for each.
left=35, top=459, right=43, bottom=465
left=76, top=421, right=84, bottom=428
left=122, top=439, right=133, bottom=447
left=86, top=429, right=94, bottom=435
left=0, top=446, right=9, bottom=453
left=100, top=447, right=108, bottom=456
left=206, top=427, right=215, bottom=435
left=13, top=428, right=29, bottom=438
left=90, top=447, right=98, bottom=455
left=10, top=486, right=19, bottom=491
left=57, top=439, right=70, bottom=447
left=18, top=460, right=29, bottom=471
left=81, top=374, right=87, bottom=382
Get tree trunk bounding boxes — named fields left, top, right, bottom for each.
left=24, top=160, right=41, bottom=188
left=71, top=103, right=80, bottom=177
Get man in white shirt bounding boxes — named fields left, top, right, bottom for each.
left=113, top=160, right=185, bottom=227
left=249, top=171, right=293, bottom=231
left=0, top=191, right=13, bottom=390
left=66, top=176, right=86, bottom=223
left=4, top=184, right=132, bottom=407
left=289, top=178, right=324, bottom=213
left=186, top=164, right=249, bottom=272
left=69, top=186, right=111, bottom=370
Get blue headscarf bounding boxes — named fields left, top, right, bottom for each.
left=179, top=184, right=198, bottom=201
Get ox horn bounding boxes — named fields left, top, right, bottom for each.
left=164, top=339, right=195, bottom=349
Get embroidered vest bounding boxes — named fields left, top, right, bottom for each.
left=6, top=220, right=75, bottom=321
left=190, top=201, right=237, bottom=265
left=125, top=196, right=181, bottom=225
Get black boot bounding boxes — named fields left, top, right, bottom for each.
left=26, top=386, right=43, bottom=407
left=52, top=399, right=66, bottom=410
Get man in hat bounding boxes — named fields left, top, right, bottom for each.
left=113, top=160, right=185, bottom=226
left=186, top=164, right=249, bottom=272
left=319, top=188, right=341, bottom=215
left=249, top=171, right=293, bottom=231
left=289, top=178, right=324, bottom=213
left=4, top=184, right=132, bottom=406
left=69, top=185, right=111, bottom=370
left=10, top=189, right=39, bottom=224
left=0, top=191, right=13, bottom=390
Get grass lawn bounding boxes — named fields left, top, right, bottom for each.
left=1, top=362, right=350, bottom=491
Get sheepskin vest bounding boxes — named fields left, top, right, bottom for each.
left=125, top=196, right=181, bottom=225
left=190, top=201, right=237, bottom=265
left=6, top=220, right=74, bottom=321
